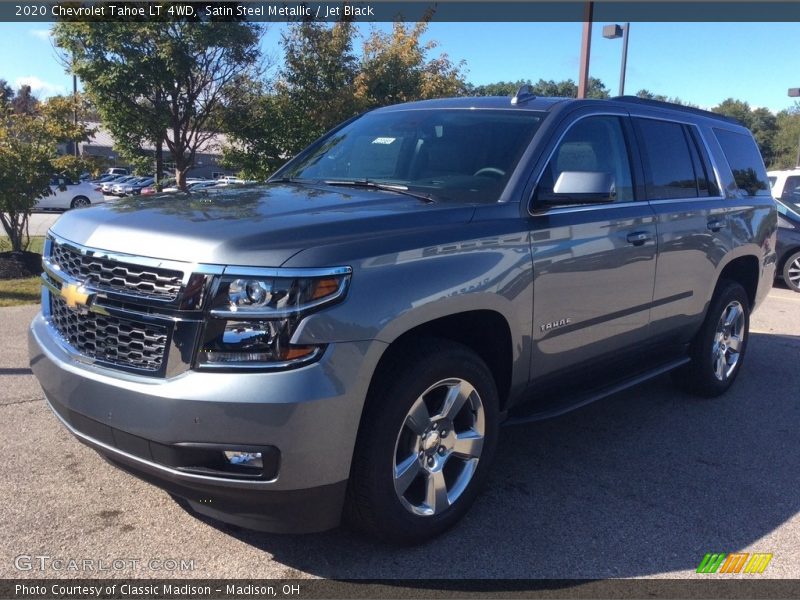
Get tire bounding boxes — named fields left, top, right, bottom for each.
left=674, top=279, right=750, bottom=397
left=782, top=251, right=800, bottom=293
left=346, top=339, right=499, bottom=544
left=70, top=196, right=90, bottom=209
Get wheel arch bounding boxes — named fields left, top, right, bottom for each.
left=368, top=310, right=515, bottom=413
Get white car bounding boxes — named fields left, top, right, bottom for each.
left=100, top=175, right=136, bottom=194
left=768, top=168, right=800, bottom=208
left=35, top=176, right=108, bottom=210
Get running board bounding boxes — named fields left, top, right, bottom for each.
left=503, top=357, right=690, bottom=426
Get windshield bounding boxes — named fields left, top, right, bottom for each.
left=279, top=109, right=545, bottom=203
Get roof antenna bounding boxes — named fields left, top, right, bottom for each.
left=511, top=85, right=536, bottom=105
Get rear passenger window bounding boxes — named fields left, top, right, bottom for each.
left=714, top=128, right=771, bottom=197
left=635, top=119, right=704, bottom=200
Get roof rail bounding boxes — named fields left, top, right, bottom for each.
left=611, top=95, right=741, bottom=125
left=511, top=85, right=536, bottom=106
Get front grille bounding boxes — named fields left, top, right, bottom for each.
left=51, top=241, right=184, bottom=301
left=49, top=294, right=169, bottom=372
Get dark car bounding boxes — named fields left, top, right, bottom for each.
left=776, top=198, right=800, bottom=292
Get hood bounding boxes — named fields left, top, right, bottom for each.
left=50, top=183, right=476, bottom=266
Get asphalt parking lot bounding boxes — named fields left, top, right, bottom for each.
left=1, top=287, right=799, bottom=580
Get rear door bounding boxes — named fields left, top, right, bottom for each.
left=633, top=117, right=730, bottom=342
left=527, top=112, right=658, bottom=379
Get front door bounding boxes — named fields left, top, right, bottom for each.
left=527, top=113, right=658, bottom=379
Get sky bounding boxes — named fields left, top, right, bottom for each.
left=1, top=21, right=798, bottom=113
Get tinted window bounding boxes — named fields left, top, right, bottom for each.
left=536, top=115, right=634, bottom=203
left=636, top=119, right=699, bottom=200
left=714, top=128, right=771, bottom=197
left=781, top=175, right=800, bottom=202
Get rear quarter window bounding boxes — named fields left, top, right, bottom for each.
left=714, top=128, right=771, bottom=197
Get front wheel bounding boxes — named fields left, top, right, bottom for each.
left=346, top=339, right=499, bottom=544
left=675, top=280, right=750, bottom=397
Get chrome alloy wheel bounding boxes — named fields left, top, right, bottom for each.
left=392, top=378, right=485, bottom=517
left=711, top=300, right=746, bottom=381
left=788, top=256, right=800, bottom=289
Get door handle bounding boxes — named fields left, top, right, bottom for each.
left=626, top=231, right=652, bottom=246
left=707, top=219, right=726, bottom=232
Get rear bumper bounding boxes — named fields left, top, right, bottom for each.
left=29, top=312, right=386, bottom=533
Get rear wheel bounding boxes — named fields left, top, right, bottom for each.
left=674, top=280, right=750, bottom=397
left=347, top=339, right=499, bottom=544
left=70, top=196, right=90, bottom=209
left=783, top=251, right=800, bottom=292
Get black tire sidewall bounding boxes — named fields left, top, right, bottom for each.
left=348, top=340, right=499, bottom=544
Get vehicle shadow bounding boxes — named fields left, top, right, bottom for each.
left=179, top=332, right=799, bottom=580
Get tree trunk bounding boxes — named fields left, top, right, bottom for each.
left=175, top=167, right=187, bottom=191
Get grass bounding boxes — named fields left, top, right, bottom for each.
left=0, top=276, right=41, bottom=307
left=0, top=235, right=45, bottom=307
left=0, top=236, right=45, bottom=254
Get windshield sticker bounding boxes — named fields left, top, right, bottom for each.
left=372, top=137, right=396, bottom=145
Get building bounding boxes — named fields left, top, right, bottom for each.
left=77, top=122, right=235, bottom=180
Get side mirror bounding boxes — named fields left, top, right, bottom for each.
left=536, top=171, right=616, bottom=206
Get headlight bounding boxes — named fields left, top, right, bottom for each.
left=197, top=267, right=351, bottom=369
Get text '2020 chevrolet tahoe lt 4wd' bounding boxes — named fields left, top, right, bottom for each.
left=29, top=93, right=777, bottom=544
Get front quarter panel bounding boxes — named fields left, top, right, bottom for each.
left=286, top=203, right=533, bottom=398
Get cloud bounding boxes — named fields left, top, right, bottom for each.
left=29, top=28, right=51, bottom=42
left=14, top=76, right=67, bottom=98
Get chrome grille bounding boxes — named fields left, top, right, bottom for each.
left=51, top=241, right=184, bottom=301
left=49, top=294, right=169, bottom=372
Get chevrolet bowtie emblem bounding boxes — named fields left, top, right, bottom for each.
left=60, top=283, right=90, bottom=309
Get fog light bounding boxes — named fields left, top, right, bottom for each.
left=223, top=451, right=263, bottom=468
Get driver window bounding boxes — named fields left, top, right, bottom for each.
left=537, top=115, right=635, bottom=203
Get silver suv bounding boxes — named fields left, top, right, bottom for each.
left=29, top=94, right=777, bottom=543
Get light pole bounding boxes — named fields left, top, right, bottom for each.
left=789, top=87, right=800, bottom=167
left=577, top=2, right=594, bottom=99
left=603, top=23, right=630, bottom=97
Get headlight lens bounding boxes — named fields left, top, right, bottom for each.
left=197, top=269, right=350, bottom=369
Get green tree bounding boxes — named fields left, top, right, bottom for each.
left=469, top=77, right=608, bottom=99
left=355, top=19, right=467, bottom=109
left=53, top=21, right=263, bottom=190
left=0, top=92, right=90, bottom=251
left=0, top=80, right=12, bottom=108
left=275, top=21, right=360, bottom=156
left=219, top=76, right=284, bottom=180
left=772, top=103, right=800, bottom=169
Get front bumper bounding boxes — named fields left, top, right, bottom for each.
left=29, top=312, right=386, bottom=533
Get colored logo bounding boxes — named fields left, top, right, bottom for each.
left=697, top=552, right=773, bottom=574
left=60, top=283, right=91, bottom=310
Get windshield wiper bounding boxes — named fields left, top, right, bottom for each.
left=323, top=179, right=435, bottom=204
